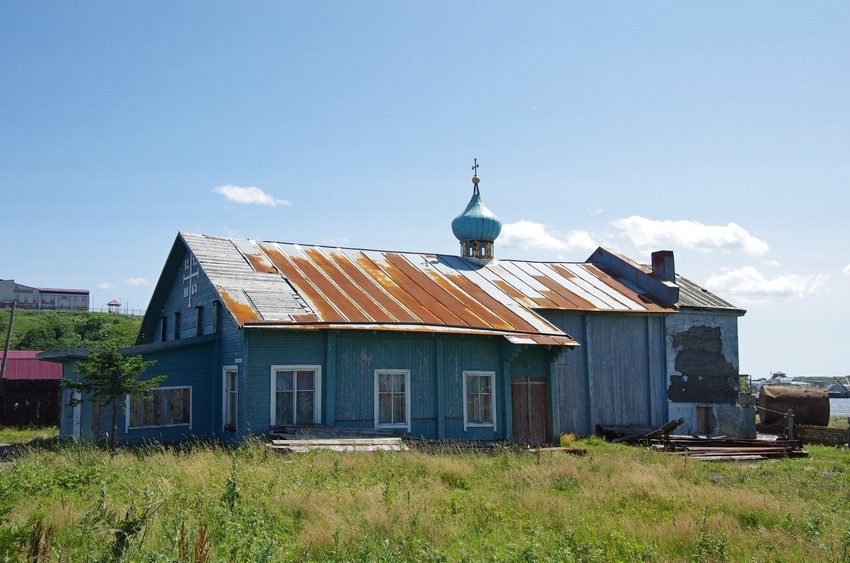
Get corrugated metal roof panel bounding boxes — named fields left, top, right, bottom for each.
left=0, top=352, right=63, bottom=380
left=676, top=275, right=744, bottom=312
left=181, top=233, right=730, bottom=348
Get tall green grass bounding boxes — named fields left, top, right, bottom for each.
left=1, top=437, right=848, bottom=561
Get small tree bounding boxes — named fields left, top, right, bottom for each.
left=62, top=345, right=166, bottom=452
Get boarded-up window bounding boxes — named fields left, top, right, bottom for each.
left=129, top=387, right=191, bottom=428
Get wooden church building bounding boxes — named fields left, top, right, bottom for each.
left=52, top=171, right=750, bottom=445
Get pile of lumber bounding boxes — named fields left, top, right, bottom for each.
left=756, top=421, right=849, bottom=446
left=644, top=435, right=808, bottom=461
left=267, top=437, right=407, bottom=453
left=267, top=424, right=407, bottom=453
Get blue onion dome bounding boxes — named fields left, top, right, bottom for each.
left=451, top=177, right=502, bottom=243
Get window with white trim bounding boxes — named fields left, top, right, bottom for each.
left=271, top=366, right=321, bottom=426
left=223, top=367, right=238, bottom=432
left=463, top=371, right=496, bottom=430
left=127, top=386, right=191, bottom=429
left=375, top=369, right=410, bottom=430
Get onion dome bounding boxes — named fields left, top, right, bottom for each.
left=452, top=161, right=501, bottom=262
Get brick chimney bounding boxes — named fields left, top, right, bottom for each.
left=651, top=250, right=675, bottom=283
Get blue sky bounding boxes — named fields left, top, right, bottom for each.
left=2, top=2, right=848, bottom=377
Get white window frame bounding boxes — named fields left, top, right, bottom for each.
left=270, top=365, right=322, bottom=426
left=126, top=386, right=192, bottom=431
left=222, top=366, right=238, bottom=432
left=374, top=369, right=411, bottom=431
left=463, top=371, right=497, bottom=431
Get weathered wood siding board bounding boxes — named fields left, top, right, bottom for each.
left=646, top=315, right=668, bottom=427
left=142, top=245, right=223, bottom=343
left=216, top=311, right=243, bottom=438
left=542, top=311, right=667, bottom=434
left=587, top=315, right=652, bottom=427
left=334, top=333, right=436, bottom=437
left=440, top=337, right=503, bottom=440
left=543, top=313, right=590, bottom=436
left=242, top=330, right=325, bottom=436
left=507, top=346, right=549, bottom=379
left=58, top=363, right=85, bottom=440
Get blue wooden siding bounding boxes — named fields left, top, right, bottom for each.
left=99, top=339, right=221, bottom=445
left=215, top=305, right=244, bottom=440
left=153, top=249, right=222, bottom=342
left=440, top=337, right=502, bottom=440
left=237, top=329, right=508, bottom=441
left=240, top=329, right=325, bottom=437
left=589, top=315, right=651, bottom=426
left=542, top=311, right=667, bottom=435
left=544, top=313, right=590, bottom=436
left=141, top=244, right=245, bottom=441
left=334, top=333, right=436, bottom=437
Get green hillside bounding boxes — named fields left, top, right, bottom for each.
left=0, top=309, right=142, bottom=352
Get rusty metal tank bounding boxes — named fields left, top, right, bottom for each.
left=758, top=385, right=830, bottom=426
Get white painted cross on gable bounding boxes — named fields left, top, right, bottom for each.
left=183, top=255, right=199, bottom=307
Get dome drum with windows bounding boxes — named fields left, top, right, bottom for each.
left=451, top=162, right=502, bottom=264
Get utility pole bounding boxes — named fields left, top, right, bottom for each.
left=1, top=300, right=16, bottom=379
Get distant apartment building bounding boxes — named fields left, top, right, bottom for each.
left=0, top=279, right=89, bottom=311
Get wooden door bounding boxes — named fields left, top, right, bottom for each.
left=511, top=378, right=550, bottom=445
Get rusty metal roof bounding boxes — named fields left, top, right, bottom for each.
left=675, top=275, right=745, bottom=313
left=180, top=233, right=696, bottom=347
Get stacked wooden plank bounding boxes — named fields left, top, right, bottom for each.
left=267, top=425, right=407, bottom=453
left=642, top=435, right=808, bottom=461
left=268, top=437, right=407, bottom=453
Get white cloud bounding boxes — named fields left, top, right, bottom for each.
left=499, top=220, right=598, bottom=252
left=843, top=264, right=850, bottom=277
left=98, top=282, right=113, bottom=290
left=125, top=277, right=150, bottom=287
left=762, top=259, right=781, bottom=267
left=213, top=185, right=290, bottom=207
left=611, top=216, right=769, bottom=255
left=705, top=266, right=829, bottom=302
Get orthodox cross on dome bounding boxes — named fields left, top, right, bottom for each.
left=183, top=255, right=199, bottom=306
left=472, top=158, right=479, bottom=177
left=471, top=158, right=480, bottom=193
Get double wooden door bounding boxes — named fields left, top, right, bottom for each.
left=511, top=377, right=550, bottom=445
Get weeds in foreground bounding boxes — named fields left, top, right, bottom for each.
left=0, top=439, right=847, bottom=561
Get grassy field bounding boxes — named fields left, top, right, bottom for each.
left=1, top=429, right=849, bottom=562
left=831, top=416, right=850, bottom=429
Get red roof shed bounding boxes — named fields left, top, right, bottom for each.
left=0, top=351, right=63, bottom=380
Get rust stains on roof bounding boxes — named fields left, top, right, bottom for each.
left=382, top=252, right=477, bottom=327
left=436, top=269, right=540, bottom=333
left=260, top=245, right=348, bottom=322
left=218, top=290, right=263, bottom=324
left=352, top=252, right=445, bottom=325
left=181, top=233, right=687, bottom=347
left=243, top=251, right=276, bottom=274
left=328, top=250, right=419, bottom=323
